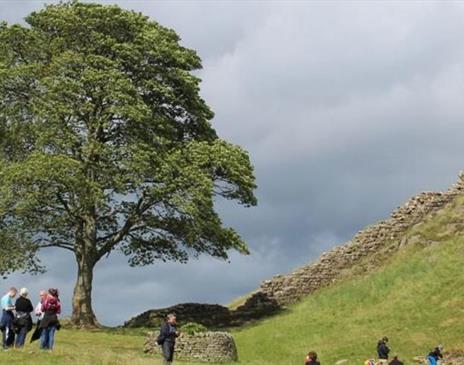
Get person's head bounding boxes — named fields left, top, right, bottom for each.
left=382, top=336, right=389, bottom=343
left=39, top=290, right=47, bottom=300
left=48, top=288, right=59, bottom=298
left=19, top=288, right=28, bottom=298
left=8, top=287, right=17, bottom=298
left=437, top=345, right=444, bottom=352
left=166, top=313, right=176, bottom=324
left=307, top=351, right=318, bottom=361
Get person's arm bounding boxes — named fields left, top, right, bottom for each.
left=4, top=298, right=15, bottom=311
left=41, top=299, right=49, bottom=312
left=26, top=299, right=34, bottom=313
left=56, top=301, right=61, bottom=315
left=380, top=344, right=389, bottom=355
left=35, top=302, right=42, bottom=316
left=159, top=323, right=168, bottom=340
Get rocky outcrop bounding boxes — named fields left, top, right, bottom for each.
left=125, top=294, right=280, bottom=328
left=144, top=331, right=238, bottom=362
left=125, top=303, right=231, bottom=328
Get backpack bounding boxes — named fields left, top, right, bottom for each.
left=156, top=334, right=165, bottom=345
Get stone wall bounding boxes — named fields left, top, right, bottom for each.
left=255, top=173, right=464, bottom=308
left=144, top=331, right=238, bottom=363
left=127, top=173, right=464, bottom=328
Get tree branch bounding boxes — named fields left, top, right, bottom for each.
left=38, top=242, right=75, bottom=253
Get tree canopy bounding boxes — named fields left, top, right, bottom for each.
left=0, top=1, right=257, bottom=326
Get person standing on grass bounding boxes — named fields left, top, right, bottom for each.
left=14, top=288, right=34, bottom=348
left=0, top=287, right=17, bottom=350
left=377, top=337, right=391, bottom=365
left=40, top=288, right=61, bottom=350
left=304, top=351, right=321, bottom=365
left=30, top=290, right=47, bottom=343
left=158, top=313, right=180, bottom=365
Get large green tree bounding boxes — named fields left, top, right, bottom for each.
left=0, top=2, right=256, bottom=327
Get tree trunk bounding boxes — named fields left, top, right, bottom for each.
left=71, top=214, right=100, bottom=328
left=71, top=254, right=100, bottom=328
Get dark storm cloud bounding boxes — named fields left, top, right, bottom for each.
left=2, top=1, right=464, bottom=325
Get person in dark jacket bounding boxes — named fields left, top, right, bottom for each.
left=158, top=313, right=180, bottom=365
left=389, top=355, right=404, bottom=365
left=14, top=288, right=34, bottom=348
left=305, top=351, right=321, bottom=365
left=39, top=288, right=61, bottom=351
left=377, top=337, right=390, bottom=364
left=0, top=287, right=17, bottom=349
left=427, top=345, right=444, bottom=365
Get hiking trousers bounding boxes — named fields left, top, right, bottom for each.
left=162, top=340, right=175, bottom=363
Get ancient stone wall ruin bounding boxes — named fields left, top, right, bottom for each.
left=256, top=173, right=464, bottom=307
left=144, top=331, right=238, bottom=363
left=128, top=173, right=464, bottom=329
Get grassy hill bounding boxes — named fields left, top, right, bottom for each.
left=2, top=197, right=464, bottom=365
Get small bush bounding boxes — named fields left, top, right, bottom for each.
left=180, top=322, right=208, bottom=335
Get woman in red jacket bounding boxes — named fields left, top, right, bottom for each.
left=40, top=288, right=61, bottom=350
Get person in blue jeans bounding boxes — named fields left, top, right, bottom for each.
left=0, top=287, right=17, bottom=350
left=427, top=345, right=444, bottom=365
left=14, top=288, right=34, bottom=348
left=39, top=288, right=61, bottom=350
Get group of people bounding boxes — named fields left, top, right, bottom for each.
left=304, top=337, right=444, bottom=365
left=0, top=287, right=61, bottom=351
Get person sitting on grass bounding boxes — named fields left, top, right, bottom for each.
left=305, top=351, right=321, bottom=365
left=427, top=345, right=444, bottom=365
left=389, top=355, right=404, bottom=365
left=40, top=288, right=61, bottom=351
left=364, top=358, right=376, bottom=365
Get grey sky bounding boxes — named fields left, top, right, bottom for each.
left=2, top=0, right=464, bottom=325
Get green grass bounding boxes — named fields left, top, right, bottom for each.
left=2, top=198, right=464, bottom=365
left=233, top=237, right=464, bottom=365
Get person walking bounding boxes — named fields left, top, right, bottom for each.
left=0, top=287, right=17, bottom=350
left=427, top=345, right=444, bottom=365
left=39, top=288, right=61, bottom=351
left=377, top=337, right=391, bottom=365
left=14, top=288, right=33, bottom=348
left=157, top=313, right=180, bottom=365
left=305, top=351, right=321, bottom=365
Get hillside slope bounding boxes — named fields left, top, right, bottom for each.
left=231, top=195, right=464, bottom=365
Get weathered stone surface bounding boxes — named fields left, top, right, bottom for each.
left=144, top=331, right=238, bottom=362
left=125, top=303, right=231, bottom=328
left=125, top=293, right=280, bottom=329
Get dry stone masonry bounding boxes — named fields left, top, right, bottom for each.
left=256, top=172, right=464, bottom=308
left=144, top=331, right=238, bottom=362
left=128, top=172, right=464, bottom=332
